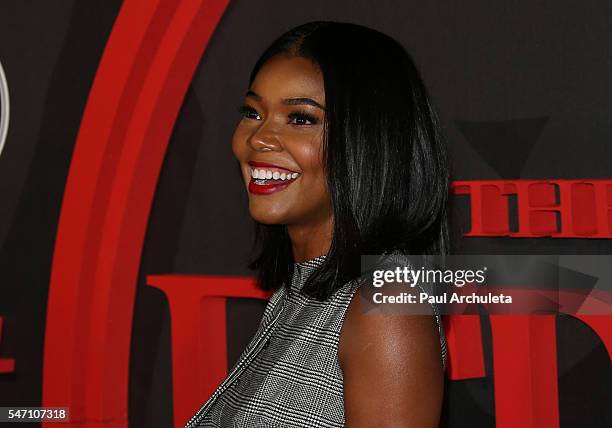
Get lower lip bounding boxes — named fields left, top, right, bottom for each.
left=248, top=177, right=298, bottom=195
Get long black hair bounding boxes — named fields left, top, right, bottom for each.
left=246, top=21, right=449, bottom=301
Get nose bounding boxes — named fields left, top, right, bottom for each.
left=247, top=121, right=282, bottom=152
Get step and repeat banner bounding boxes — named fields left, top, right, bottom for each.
left=0, top=1, right=610, bottom=427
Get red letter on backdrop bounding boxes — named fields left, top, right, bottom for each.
left=146, top=275, right=270, bottom=428
left=452, top=179, right=612, bottom=238
left=43, top=0, right=229, bottom=426
left=445, top=312, right=611, bottom=428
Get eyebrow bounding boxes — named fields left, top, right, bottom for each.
left=246, top=90, right=325, bottom=110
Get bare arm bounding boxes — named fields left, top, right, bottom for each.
left=338, top=290, right=444, bottom=427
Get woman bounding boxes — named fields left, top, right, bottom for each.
left=186, top=21, right=449, bottom=427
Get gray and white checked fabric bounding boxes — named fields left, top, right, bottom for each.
left=185, top=255, right=447, bottom=428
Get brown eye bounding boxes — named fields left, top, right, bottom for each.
left=238, top=105, right=261, bottom=120
left=288, top=111, right=319, bottom=125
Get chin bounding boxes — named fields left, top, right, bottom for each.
left=248, top=204, right=289, bottom=225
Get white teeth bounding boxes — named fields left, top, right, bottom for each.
left=249, top=168, right=300, bottom=182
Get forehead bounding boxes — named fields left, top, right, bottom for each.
left=250, top=54, right=324, bottom=100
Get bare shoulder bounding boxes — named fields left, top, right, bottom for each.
left=338, top=288, right=444, bottom=427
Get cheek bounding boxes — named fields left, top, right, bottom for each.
left=297, top=149, right=326, bottom=187
left=292, top=145, right=329, bottom=205
left=231, top=125, right=250, bottom=160
left=291, top=131, right=324, bottom=170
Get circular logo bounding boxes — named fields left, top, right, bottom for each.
left=0, top=59, right=9, bottom=159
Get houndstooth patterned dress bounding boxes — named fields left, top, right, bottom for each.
left=184, top=255, right=447, bottom=428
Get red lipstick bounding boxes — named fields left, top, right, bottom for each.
left=248, top=180, right=295, bottom=195
left=247, top=161, right=300, bottom=195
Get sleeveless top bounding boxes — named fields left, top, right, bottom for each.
left=184, top=255, right=447, bottom=428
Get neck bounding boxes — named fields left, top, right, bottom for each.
left=288, top=217, right=333, bottom=263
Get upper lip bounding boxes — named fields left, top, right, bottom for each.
left=248, top=160, right=299, bottom=173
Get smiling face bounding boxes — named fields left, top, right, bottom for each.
left=232, top=54, right=332, bottom=232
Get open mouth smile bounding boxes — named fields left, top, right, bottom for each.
left=247, top=161, right=301, bottom=195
